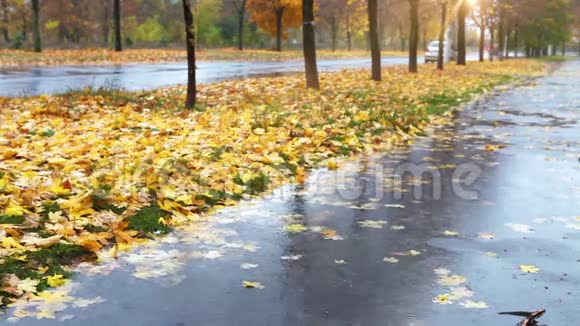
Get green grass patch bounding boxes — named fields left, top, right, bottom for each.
left=0, top=215, right=24, bottom=225
left=83, top=224, right=109, bottom=233
left=57, top=84, right=138, bottom=107
left=533, top=55, right=569, bottom=63
left=40, top=201, right=61, bottom=219
left=38, top=128, right=56, bottom=137
left=125, top=204, right=172, bottom=234
left=197, top=189, right=229, bottom=206
left=91, top=194, right=127, bottom=214
left=423, top=75, right=516, bottom=115
left=26, top=227, right=55, bottom=238
left=423, top=91, right=462, bottom=115
left=234, top=172, right=270, bottom=195
left=26, top=243, right=93, bottom=279
left=348, top=88, right=375, bottom=99
left=0, top=243, right=94, bottom=308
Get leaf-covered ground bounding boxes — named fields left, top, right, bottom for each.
left=0, top=59, right=546, bottom=308
left=0, top=48, right=409, bottom=67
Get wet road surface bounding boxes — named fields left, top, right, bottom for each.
left=3, top=60, right=579, bottom=325
left=0, top=57, right=409, bottom=97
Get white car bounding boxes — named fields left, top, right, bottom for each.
left=424, top=41, right=457, bottom=63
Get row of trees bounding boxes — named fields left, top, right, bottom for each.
left=0, top=1, right=253, bottom=49
left=0, top=1, right=465, bottom=52
left=2, top=1, right=577, bottom=56
left=6, top=0, right=575, bottom=54
left=183, top=0, right=576, bottom=109
left=0, top=0, right=364, bottom=51
left=0, top=0, right=257, bottom=49
left=471, top=0, right=575, bottom=60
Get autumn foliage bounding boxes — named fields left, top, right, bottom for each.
left=247, top=0, right=302, bottom=51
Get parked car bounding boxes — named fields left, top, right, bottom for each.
left=424, top=41, right=457, bottom=63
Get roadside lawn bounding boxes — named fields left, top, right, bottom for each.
left=0, top=59, right=546, bottom=308
left=0, top=48, right=410, bottom=67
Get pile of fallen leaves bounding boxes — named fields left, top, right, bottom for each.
left=0, top=48, right=409, bottom=67
left=0, top=59, right=546, bottom=307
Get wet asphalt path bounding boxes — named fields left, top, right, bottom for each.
left=3, top=60, right=579, bottom=325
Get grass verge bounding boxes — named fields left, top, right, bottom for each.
left=0, top=48, right=409, bottom=67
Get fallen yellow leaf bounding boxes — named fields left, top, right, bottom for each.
left=242, top=281, right=264, bottom=289
left=443, top=230, right=460, bottom=236
left=44, top=274, right=67, bottom=288
left=285, top=224, right=308, bottom=233
left=433, top=294, right=453, bottom=305
left=519, top=265, right=541, bottom=274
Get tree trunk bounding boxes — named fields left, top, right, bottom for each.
left=422, top=27, right=427, bottom=54
left=238, top=12, right=245, bottom=50
left=377, top=0, right=383, bottom=49
left=102, top=1, right=110, bottom=45
left=331, top=15, right=337, bottom=52
left=489, top=25, right=494, bottom=61
left=346, top=13, right=352, bottom=51
left=32, top=0, right=41, bottom=52
left=114, top=0, right=122, bottom=51
left=1, top=28, right=8, bottom=43
left=182, top=0, right=196, bottom=109
left=498, top=3, right=505, bottom=61
left=479, top=21, right=485, bottom=62
left=368, top=0, right=381, bottom=81
left=302, top=0, right=319, bottom=89
left=505, top=30, right=510, bottom=58
left=514, top=27, right=519, bottom=57
left=1, top=0, right=10, bottom=43
left=236, top=0, right=247, bottom=51
left=479, top=0, right=488, bottom=62
left=457, top=0, right=467, bottom=65
left=437, top=1, right=447, bottom=70
left=20, top=13, right=27, bottom=40
left=478, top=26, right=485, bottom=62
left=561, top=42, right=565, bottom=56
left=408, top=0, right=419, bottom=73
left=275, top=8, right=284, bottom=52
